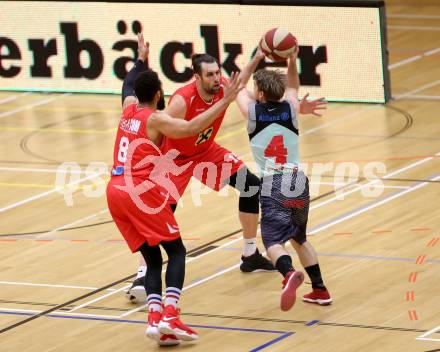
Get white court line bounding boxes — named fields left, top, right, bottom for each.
left=0, top=281, right=116, bottom=291
left=309, top=173, right=440, bottom=234
left=309, top=152, right=439, bottom=211
left=388, top=47, right=440, bottom=70
left=389, top=47, right=440, bottom=70
left=416, top=324, right=440, bottom=342
left=0, top=166, right=85, bottom=174
left=388, top=14, right=440, bottom=19
left=0, top=93, right=70, bottom=120
left=0, top=307, right=119, bottom=320
left=171, top=174, right=440, bottom=294
left=119, top=236, right=244, bottom=317
left=183, top=264, right=239, bottom=291
left=0, top=171, right=106, bottom=213
left=36, top=208, right=109, bottom=239
left=118, top=148, right=440, bottom=317
left=0, top=92, right=33, bottom=105
left=67, top=285, right=131, bottom=313
left=394, top=80, right=440, bottom=100
left=122, top=169, right=440, bottom=308
left=415, top=337, right=440, bottom=342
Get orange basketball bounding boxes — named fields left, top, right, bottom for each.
left=261, top=28, right=297, bottom=62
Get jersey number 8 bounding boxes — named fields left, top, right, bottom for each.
left=117, top=136, right=129, bottom=163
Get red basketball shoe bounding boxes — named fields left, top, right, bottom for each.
left=145, top=310, right=180, bottom=346
left=158, top=305, right=199, bottom=341
left=302, top=288, right=333, bottom=306
left=280, top=270, right=304, bottom=311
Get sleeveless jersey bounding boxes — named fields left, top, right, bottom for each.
left=247, top=100, right=299, bottom=177
left=162, top=78, right=228, bottom=157
left=111, top=104, right=159, bottom=179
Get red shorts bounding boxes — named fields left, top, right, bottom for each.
left=168, top=142, right=244, bottom=203
left=106, top=176, right=180, bottom=252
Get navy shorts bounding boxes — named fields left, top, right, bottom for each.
left=260, top=172, right=310, bottom=249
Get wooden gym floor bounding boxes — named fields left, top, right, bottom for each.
left=0, top=3, right=439, bottom=352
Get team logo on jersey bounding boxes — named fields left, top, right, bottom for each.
left=195, top=127, right=214, bottom=146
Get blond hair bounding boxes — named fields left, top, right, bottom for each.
left=253, top=69, right=286, bottom=102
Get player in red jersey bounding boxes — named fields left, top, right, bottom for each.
left=127, top=53, right=277, bottom=303
left=162, top=54, right=276, bottom=271
left=107, top=33, right=244, bottom=346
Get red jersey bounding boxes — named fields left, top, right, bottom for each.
left=111, top=104, right=159, bottom=179
left=162, top=78, right=228, bottom=157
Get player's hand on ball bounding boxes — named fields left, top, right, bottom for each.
left=289, top=42, right=299, bottom=62
left=254, top=41, right=266, bottom=61
left=137, top=32, right=149, bottom=62
left=299, top=93, right=327, bottom=116
left=223, top=72, right=244, bottom=103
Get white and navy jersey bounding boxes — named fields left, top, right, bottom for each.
left=247, top=100, right=299, bottom=177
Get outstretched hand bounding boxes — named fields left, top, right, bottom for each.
left=299, top=93, right=327, bottom=116
left=223, top=72, right=245, bottom=103
left=137, top=32, right=149, bottom=62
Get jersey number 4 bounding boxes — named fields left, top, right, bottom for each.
left=264, top=135, right=287, bottom=164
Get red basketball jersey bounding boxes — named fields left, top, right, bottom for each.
left=162, top=78, right=228, bottom=157
left=111, top=104, right=159, bottom=179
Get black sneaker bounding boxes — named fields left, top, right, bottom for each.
left=240, top=249, right=277, bottom=273
left=125, top=276, right=146, bottom=303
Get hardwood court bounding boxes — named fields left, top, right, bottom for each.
left=1, top=2, right=439, bottom=352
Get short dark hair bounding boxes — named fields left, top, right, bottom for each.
left=134, top=69, right=162, bottom=103
left=253, top=69, right=286, bottom=102
left=191, top=54, right=219, bottom=75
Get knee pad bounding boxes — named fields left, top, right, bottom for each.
left=228, top=169, right=260, bottom=214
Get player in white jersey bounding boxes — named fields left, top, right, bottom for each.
left=235, top=45, right=332, bottom=311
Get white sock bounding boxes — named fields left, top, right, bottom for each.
left=136, top=265, right=147, bottom=279
left=147, top=294, right=162, bottom=312
left=164, top=287, right=181, bottom=308
left=243, top=238, right=257, bottom=257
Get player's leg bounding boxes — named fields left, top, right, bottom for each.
left=127, top=166, right=192, bottom=301
left=227, top=167, right=276, bottom=272
left=290, top=240, right=332, bottom=305
left=138, top=242, right=181, bottom=346
left=125, top=256, right=147, bottom=304
left=107, top=181, right=180, bottom=346
left=287, top=172, right=332, bottom=305
left=266, top=244, right=304, bottom=311
left=195, top=143, right=275, bottom=272
left=138, top=242, right=163, bottom=340
left=158, top=238, right=198, bottom=341
left=260, top=185, right=304, bottom=311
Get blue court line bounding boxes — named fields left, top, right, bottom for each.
left=250, top=332, right=294, bottom=352
left=0, top=310, right=293, bottom=351
left=318, top=252, right=440, bottom=264
left=306, top=320, right=320, bottom=326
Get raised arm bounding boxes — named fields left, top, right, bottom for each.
left=235, top=46, right=265, bottom=119
left=148, top=72, right=243, bottom=138
left=283, top=43, right=327, bottom=116
left=121, top=32, right=149, bottom=110
left=283, top=44, right=300, bottom=111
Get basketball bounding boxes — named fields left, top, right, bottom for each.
left=260, top=28, right=297, bottom=61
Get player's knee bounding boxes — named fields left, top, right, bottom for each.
left=290, top=237, right=307, bottom=247
left=138, top=243, right=163, bottom=268
left=163, top=238, right=186, bottom=261
left=229, top=169, right=260, bottom=214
